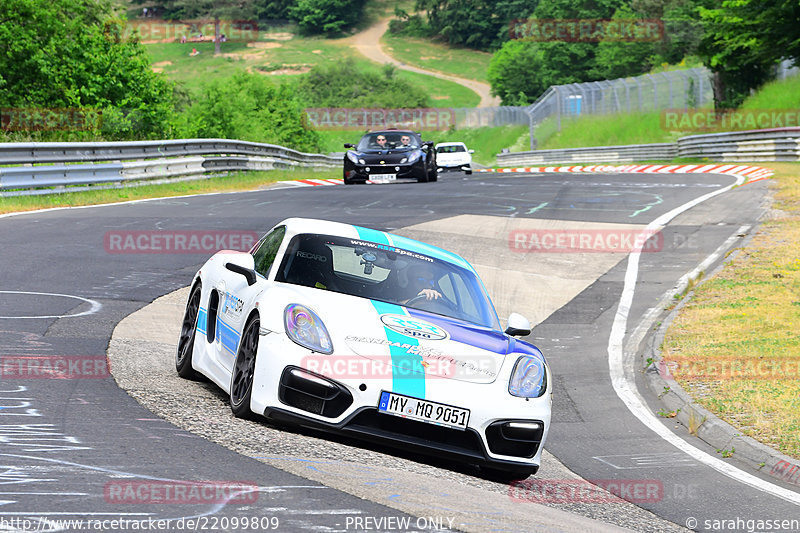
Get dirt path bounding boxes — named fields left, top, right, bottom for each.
left=349, top=18, right=501, bottom=108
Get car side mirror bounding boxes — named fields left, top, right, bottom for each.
left=344, top=143, right=354, bottom=149
left=505, top=312, right=531, bottom=337
left=225, top=262, right=257, bottom=286
left=468, top=149, right=475, bottom=153
left=423, top=141, right=434, bottom=148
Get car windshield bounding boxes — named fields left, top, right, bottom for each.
left=275, top=233, right=501, bottom=329
left=356, top=132, right=420, bottom=151
left=437, top=145, right=466, bottom=153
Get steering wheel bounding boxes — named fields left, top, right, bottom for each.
left=405, top=294, right=458, bottom=313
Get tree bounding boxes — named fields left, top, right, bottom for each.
left=0, top=0, right=175, bottom=139
left=289, top=0, right=367, bottom=35
left=295, top=58, right=430, bottom=108
left=414, top=0, right=539, bottom=51
left=487, top=40, right=547, bottom=105
left=178, top=72, right=320, bottom=151
left=698, top=0, right=800, bottom=107
left=591, top=4, right=656, bottom=80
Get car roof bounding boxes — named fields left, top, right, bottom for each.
left=435, top=142, right=467, bottom=147
left=365, top=130, right=419, bottom=135
left=277, top=217, right=473, bottom=272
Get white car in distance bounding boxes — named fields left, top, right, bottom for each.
left=435, top=142, right=474, bottom=175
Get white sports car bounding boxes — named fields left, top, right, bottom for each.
left=435, top=142, right=474, bottom=175
left=176, top=218, right=551, bottom=478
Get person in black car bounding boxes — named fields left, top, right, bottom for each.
left=374, top=135, right=388, bottom=148
left=400, top=135, right=416, bottom=148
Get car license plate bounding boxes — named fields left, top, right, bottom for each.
left=370, top=174, right=396, bottom=183
left=378, top=391, right=470, bottom=430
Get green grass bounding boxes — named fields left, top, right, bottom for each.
left=381, top=34, right=492, bottom=83
left=144, top=38, right=479, bottom=107
left=0, top=168, right=338, bottom=215
left=393, top=69, right=480, bottom=107
left=537, top=112, right=680, bottom=150
left=662, top=162, right=800, bottom=459
left=424, top=125, right=529, bottom=164
left=317, top=125, right=528, bottom=165
left=145, top=36, right=352, bottom=97
left=533, top=75, right=800, bottom=150
left=739, top=75, right=800, bottom=110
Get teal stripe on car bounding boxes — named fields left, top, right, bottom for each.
left=197, top=308, right=207, bottom=335
left=354, top=225, right=391, bottom=246
left=370, top=300, right=425, bottom=399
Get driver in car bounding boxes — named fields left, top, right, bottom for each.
left=403, top=263, right=442, bottom=302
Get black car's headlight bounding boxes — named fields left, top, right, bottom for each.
left=284, top=304, right=333, bottom=354
left=402, top=150, right=422, bottom=164
left=346, top=151, right=364, bottom=165
left=508, top=355, right=547, bottom=398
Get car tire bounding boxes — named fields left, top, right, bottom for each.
left=465, top=167, right=472, bottom=175
left=479, top=465, right=538, bottom=482
left=176, top=283, right=202, bottom=380
left=426, top=164, right=437, bottom=182
left=417, top=171, right=429, bottom=183
left=230, top=314, right=260, bottom=420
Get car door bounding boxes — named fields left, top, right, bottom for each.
left=210, top=226, right=286, bottom=373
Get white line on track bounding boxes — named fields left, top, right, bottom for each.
left=607, top=174, right=800, bottom=506
left=0, top=291, right=102, bottom=319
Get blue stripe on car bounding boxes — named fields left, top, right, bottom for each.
left=217, top=317, right=241, bottom=355
left=406, top=308, right=509, bottom=355
left=370, top=300, right=425, bottom=399
left=197, top=308, right=207, bottom=335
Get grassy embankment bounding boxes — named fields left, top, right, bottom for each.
left=144, top=31, right=480, bottom=108
left=538, top=74, right=800, bottom=150
left=662, top=163, right=800, bottom=459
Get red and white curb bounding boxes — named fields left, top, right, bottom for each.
left=476, top=164, right=774, bottom=185
left=280, top=178, right=344, bottom=187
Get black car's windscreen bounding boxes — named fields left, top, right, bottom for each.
left=356, top=132, right=421, bottom=151
left=275, top=233, right=500, bottom=329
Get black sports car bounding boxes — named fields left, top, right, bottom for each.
left=343, top=130, right=437, bottom=184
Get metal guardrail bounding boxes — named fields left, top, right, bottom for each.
left=0, top=139, right=340, bottom=192
left=498, top=128, right=800, bottom=166
left=497, top=143, right=677, bottom=166
left=678, top=128, right=800, bottom=161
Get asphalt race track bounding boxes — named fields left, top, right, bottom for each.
left=0, top=171, right=798, bottom=532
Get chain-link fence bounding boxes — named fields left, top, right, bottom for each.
left=522, top=67, right=712, bottom=148
left=451, top=67, right=714, bottom=149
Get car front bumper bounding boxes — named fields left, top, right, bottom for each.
left=251, top=332, right=552, bottom=472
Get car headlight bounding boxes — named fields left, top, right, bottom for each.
left=405, top=150, right=422, bottom=164
left=508, top=355, right=546, bottom=398
left=284, top=304, right=333, bottom=354
left=346, top=151, right=364, bottom=165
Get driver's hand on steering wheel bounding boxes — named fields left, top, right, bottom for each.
left=418, top=288, right=442, bottom=300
